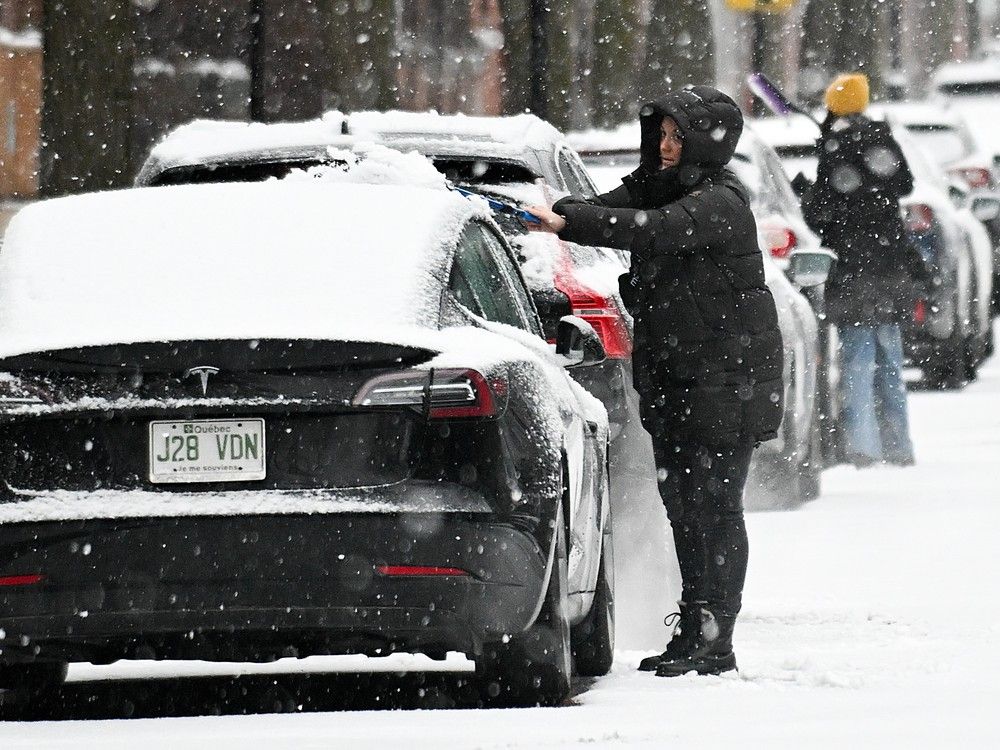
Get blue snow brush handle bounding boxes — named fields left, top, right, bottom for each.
left=452, top=186, right=542, bottom=225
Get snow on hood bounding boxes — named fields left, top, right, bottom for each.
left=0, top=180, right=482, bottom=358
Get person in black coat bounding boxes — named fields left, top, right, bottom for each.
left=528, top=86, right=784, bottom=677
left=802, top=73, right=927, bottom=467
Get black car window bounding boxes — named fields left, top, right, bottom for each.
left=562, top=148, right=599, bottom=198
left=450, top=224, right=528, bottom=330
left=476, top=224, right=542, bottom=336
left=556, top=148, right=589, bottom=195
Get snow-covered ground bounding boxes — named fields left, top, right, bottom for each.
left=4, top=336, right=1000, bottom=746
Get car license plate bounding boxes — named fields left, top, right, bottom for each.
left=149, top=419, right=266, bottom=483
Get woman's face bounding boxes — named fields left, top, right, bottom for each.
left=659, top=116, right=683, bottom=170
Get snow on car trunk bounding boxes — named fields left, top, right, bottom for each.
left=0, top=181, right=474, bottom=358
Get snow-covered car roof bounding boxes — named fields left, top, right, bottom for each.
left=747, top=115, right=819, bottom=149
left=137, top=114, right=353, bottom=184
left=138, top=111, right=566, bottom=186
left=869, top=101, right=965, bottom=128
left=932, top=58, right=1000, bottom=92
left=0, top=180, right=481, bottom=358
left=565, top=122, right=640, bottom=155
left=347, top=110, right=564, bottom=153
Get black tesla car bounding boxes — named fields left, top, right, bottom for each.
left=0, top=179, right=614, bottom=706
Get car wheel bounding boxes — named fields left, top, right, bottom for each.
left=925, top=332, right=968, bottom=390
left=571, top=528, right=615, bottom=677
left=478, top=502, right=572, bottom=707
left=0, top=661, right=68, bottom=711
left=798, top=400, right=823, bottom=502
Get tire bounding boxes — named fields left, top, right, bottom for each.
left=571, top=530, right=615, bottom=677
left=924, top=333, right=967, bottom=390
left=798, top=401, right=823, bottom=502
left=478, top=502, right=572, bottom=707
left=0, top=661, right=67, bottom=710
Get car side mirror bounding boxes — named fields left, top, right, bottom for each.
left=971, top=195, right=1000, bottom=222
left=790, top=172, right=813, bottom=198
left=555, top=315, right=606, bottom=368
left=948, top=183, right=968, bottom=209
left=788, top=249, right=836, bottom=288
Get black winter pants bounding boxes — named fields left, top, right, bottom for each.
left=652, top=439, right=754, bottom=615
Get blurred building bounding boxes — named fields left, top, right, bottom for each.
left=0, top=0, right=41, bottom=200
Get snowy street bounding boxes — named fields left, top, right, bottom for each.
left=2, top=334, right=998, bottom=746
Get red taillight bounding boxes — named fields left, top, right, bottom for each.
left=553, top=261, right=632, bottom=359
left=906, top=204, right=935, bottom=234
left=353, top=368, right=503, bottom=419
left=762, top=226, right=797, bottom=259
left=914, top=298, right=927, bottom=325
left=949, top=166, right=993, bottom=190
left=376, top=565, right=471, bottom=577
left=0, top=574, right=45, bottom=587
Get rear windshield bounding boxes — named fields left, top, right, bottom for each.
left=148, top=158, right=333, bottom=186
left=938, top=81, right=1000, bottom=96
left=904, top=125, right=973, bottom=165
left=0, top=340, right=433, bottom=375
left=429, top=157, right=538, bottom=185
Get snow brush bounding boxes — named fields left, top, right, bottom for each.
left=747, top=72, right=821, bottom=128
left=451, top=186, right=541, bottom=225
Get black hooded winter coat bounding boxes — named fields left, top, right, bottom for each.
left=553, top=86, right=784, bottom=446
left=802, top=112, right=928, bottom=326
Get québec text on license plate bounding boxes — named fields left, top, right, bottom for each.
left=148, top=418, right=266, bottom=483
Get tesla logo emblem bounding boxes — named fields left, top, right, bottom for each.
left=183, top=366, right=220, bottom=396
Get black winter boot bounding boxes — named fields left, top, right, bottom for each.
left=654, top=604, right=737, bottom=677
left=638, top=602, right=699, bottom=672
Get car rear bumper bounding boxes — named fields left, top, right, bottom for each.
left=0, top=513, right=548, bottom=665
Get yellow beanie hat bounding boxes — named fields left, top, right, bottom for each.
left=824, top=73, right=870, bottom=115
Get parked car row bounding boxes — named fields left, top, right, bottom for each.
left=753, top=112, right=996, bottom=389
left=0, top=118, right=623, bottom=707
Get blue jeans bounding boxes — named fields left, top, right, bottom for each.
left=838, top=324, right=914, bottom=463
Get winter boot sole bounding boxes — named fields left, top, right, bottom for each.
left=654, top=651, right=737, bottom=677
left=638, top=654, right=664, bottom=672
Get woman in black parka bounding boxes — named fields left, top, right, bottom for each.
left=528, top=86, right=783, bottom=677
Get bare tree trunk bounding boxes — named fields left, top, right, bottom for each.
left=328, top=0, right=397, bottom=112
left=41, top=0, right=136, bottom=196
left=799, top=0, right=889, bottom=104
left=642, top=0, right=713, bottom=99
left=498, top=0, right=531, bottom=115
left=592, top=0, right=642, bottom=127
left=248, top=2, right=341, bottom=121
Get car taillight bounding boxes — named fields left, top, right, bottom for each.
left=375, top=565, right=471, bottom=577
left=762, top=226, right=797, bottom=259
left=0, top=574, right=45, bottom=587
left=949, top=166, right=993, bottom=190
left=553, top=272, right=632, bottom=359
left=906, top=204, right=935, bottom=234
left=352, top=368, right=504, bottom=419
left=914, top=298, right=926, bottom=325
